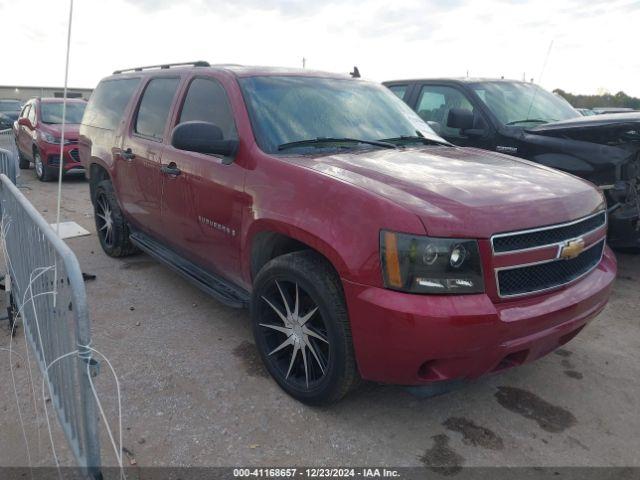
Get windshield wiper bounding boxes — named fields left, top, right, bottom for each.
left=506, top=119, right=553, bottom=125
left=277, top=137, right=396, bottom=151
left=379, top=135, right=445, bottom=146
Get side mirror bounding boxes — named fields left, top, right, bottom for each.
left=171, top=121, right=238, bottom=164
left=18, top=117, right=32, bottom=128
left=447, top=108, right=475, bottom=130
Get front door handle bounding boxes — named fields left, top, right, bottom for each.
left=161, top=162, right=181, bottom=176
left=121, top=148, right=135, bottom=160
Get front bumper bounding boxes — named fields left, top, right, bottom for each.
left=343, top=246, right=616, bottom=385
left=40, top=142, right=83, bottom=173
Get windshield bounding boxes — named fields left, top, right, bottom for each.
left=40, top=102, right=86, bottom=124
left=239, top=76, right=444, bottom=154
left=0, top=100, right=21, bottom=113
left=471, top=81, right=580, bottom=126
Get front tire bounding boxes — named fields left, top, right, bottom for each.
left=251, top=251, right=359, bottom=405
left=94, top=180, right=139, bottom=257
left=34, top=150, right=55, bottom=182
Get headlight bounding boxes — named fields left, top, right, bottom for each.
left=380, top=231, right=484, bottom=294
left=40, top=131, right=71, bottom=144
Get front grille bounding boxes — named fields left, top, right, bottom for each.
left=492, top=211, right=606, bottom=253
left=69, top=149, right=79, bottom=162
left=497, top=240, right=605, bottom=297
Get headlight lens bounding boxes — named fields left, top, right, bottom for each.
left=380, top=231, right=484, bottom=294
left=40, top=131, right=70, bottom=144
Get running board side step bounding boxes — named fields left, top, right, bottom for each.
left=129, top=232, right=249, bottom=309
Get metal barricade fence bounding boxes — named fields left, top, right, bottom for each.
left=0, top=173, right=101, bottom=476
left=0, top=128, right=18, bottom=184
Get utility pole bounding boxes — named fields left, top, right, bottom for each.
left=302, top=57, right=306, bottom=69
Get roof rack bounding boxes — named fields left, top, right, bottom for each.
left=113, top=60, right=210, bottom=75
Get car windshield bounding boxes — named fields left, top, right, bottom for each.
left=0, top=100, right=21, bottom=113
left=239, top=76, right=445, bottom=154
left=40, top=102, right=86, bottom=124
left=471, top=81, right=580, bottom=126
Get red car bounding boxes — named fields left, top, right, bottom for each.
left=14, top=97, right=86, bottom=181
left=79, top=62, right=616, bottom=404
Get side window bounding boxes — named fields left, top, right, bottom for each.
left=134, top=77, right=180, bottom=140
left=82, top=78, right=141, bottom=130
left=387, top=85, right=408, bottom=101
left=179, top=78, right=237, bottom=140
left=27, top=104, right=36, bottom=124
left=416, top=85, right=474, bottom=138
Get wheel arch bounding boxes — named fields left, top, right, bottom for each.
left=245, top=221, right=349, bottom=285
left=89, top=162, right=111, bottom=204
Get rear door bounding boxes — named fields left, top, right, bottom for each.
left=17, top=102, right=35, bottom=157
left=159, top=75, right=246, bottom=284
left=121, top=76, right=181, bottom=237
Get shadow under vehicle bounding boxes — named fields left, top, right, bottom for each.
left=384, top=78, right=640, bottom=250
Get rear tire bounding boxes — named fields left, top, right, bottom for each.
left=17, top=148, right=29, bottom=170
left=34, top=150, right=55, bottom=182
left=251, top=250, right=360, bottom=405
left=94, top=179, right=139, bottom=257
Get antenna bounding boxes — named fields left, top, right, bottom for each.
left=526, top=40, right=554, bottom=120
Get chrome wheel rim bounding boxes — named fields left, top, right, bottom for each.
left=34, top=152, right=43, bottom=177
left=95, top=194, right=114, bottom=247
left=259, top=280, right=329, bottom=389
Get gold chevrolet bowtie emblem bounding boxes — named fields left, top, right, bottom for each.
left=560, top=238, right=585, bottom=260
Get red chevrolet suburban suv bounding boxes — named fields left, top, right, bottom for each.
left=79, top=62, right=616, bottom=404
left=15, top=97, right=87, bottom=181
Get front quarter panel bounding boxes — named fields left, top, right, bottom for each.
left=242, top=148, right=426, bottom=288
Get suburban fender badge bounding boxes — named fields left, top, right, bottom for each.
left=560, top=238, right=585, bottom=260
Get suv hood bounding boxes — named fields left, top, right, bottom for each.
left=40, top=123, right=80, bottom=139
left=301, top=146, right=604, bottom=238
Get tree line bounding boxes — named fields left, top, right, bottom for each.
left=554, top=89, right=640, bottom=110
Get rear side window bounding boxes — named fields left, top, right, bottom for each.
left=135, top=77, right=180, bottom=140
left=82, top=78, right=140, bottom=130
left=27, top=104, right=36, bottom=124
left=387, top=85, right=408, bottom=100
left=20, top=104, right=31, bottom=119
left=179, top=78, right=237, bottom=140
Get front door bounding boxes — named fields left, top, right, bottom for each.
left=120, top=76, right=181, bottom=237
left=413, top=84, right=487, bottom=148
left=160, top=76, right=246, bottom=285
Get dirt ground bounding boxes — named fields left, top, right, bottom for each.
left=1, top=170, right=639, bottom=471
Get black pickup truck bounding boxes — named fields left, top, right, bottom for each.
left=383, top=78, right=640, bottom=250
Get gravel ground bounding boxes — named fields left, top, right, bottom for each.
left=1, top=170, right=639, bottom=471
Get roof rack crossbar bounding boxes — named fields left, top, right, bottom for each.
left=113, top=60, right=210, bottom=74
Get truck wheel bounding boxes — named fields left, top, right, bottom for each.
left=34, top=150, right=55, bottom=182
left=251, top=250, right=360, bottom=405
left=94, top=180, right=139, bottom=257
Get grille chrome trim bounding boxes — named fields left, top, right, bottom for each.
left=495, top=239, right=605, bottom=299
left=491, top=210, right=607, bottom=255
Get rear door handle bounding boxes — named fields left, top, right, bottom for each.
left=121, top=148, right=135, bottom=160
left=161, top=162, right=181, bottom=176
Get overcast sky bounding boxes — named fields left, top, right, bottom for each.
left=1, top=0, right=638, bottom=96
